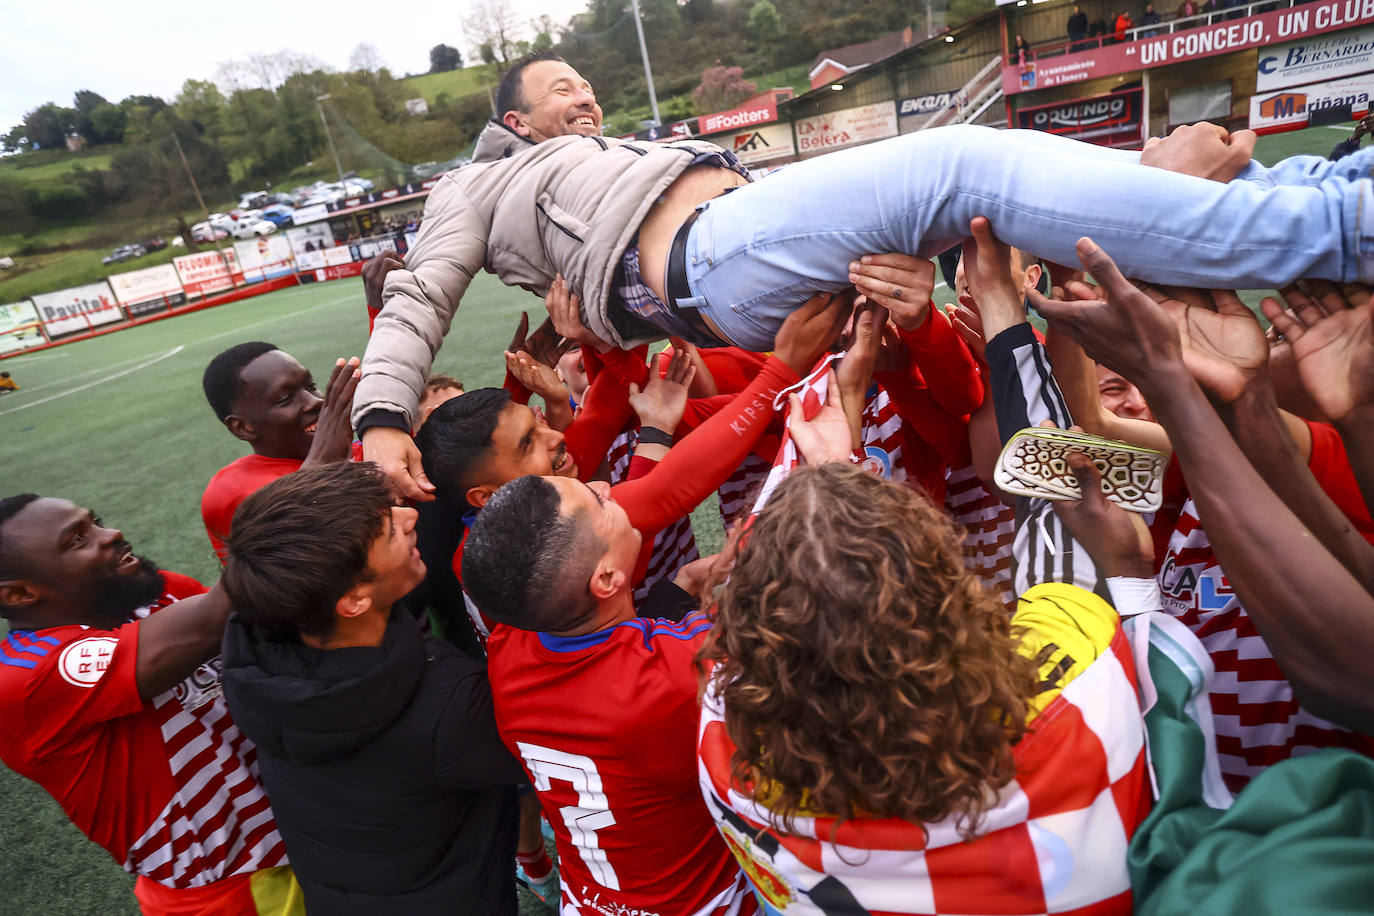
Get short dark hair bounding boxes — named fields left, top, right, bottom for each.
left=222, top=463, right=392, bottom=642
left=424, top=374, right=464, bottom=394
left=463, top=476, right=602, bottom=633
left=495, top=50, right=566, bottom=120
left=415, top=387, right=511, bottom=505
left=202, top=341, right=279, bottom=421
left=0, top=493, right=41, bottom=586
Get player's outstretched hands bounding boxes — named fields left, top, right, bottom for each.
left=961, top=217, right=1025, bottom=343
left=303, top=356, right=360, bottom=468
left=546, top=274, right=603, bottom=350
left=629, top=348, right=695, bottom=433
left=1049, top=448, right=1155, bottom=579
left=773, top=291, right=853, bottom=376
left=504, top=349, right=568, bottom=403
left=848, top=253, right=935, bottom=330
left=836, top=301, right=887, bottom=447
left=1148, top=286, right=1268, bottom=405
left=1139, top=122, right=1256, bottom=183
left=362, top=250, right=406, bottom=313
left=1030, top=237, right=1185, bottom=386
left=363, top=426, right=434, bottom=502
left=788, top=370, right=856, bottom=465
left=1263, top=281, right=1374, bottom=425
left=508, top=310, right=570, bottom=369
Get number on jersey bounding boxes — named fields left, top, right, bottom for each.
left=517, top=742, right=621, bottom=890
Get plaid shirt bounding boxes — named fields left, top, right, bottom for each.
left=613, top=149, right=749, bottom=347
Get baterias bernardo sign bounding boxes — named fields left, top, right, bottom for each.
left=1256, top=23, right=1374, bottom=90
left=1016, top=89, right=1144, bottom=147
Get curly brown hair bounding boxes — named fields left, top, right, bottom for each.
left=700, top=463, right=1038, bottom=839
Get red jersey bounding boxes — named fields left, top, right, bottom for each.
left=1156, top=422, right=1374, bottom=789
left=487, top=612, right=755, bottom=916
left=0, top=571, right=287, bottom=888
left=201, top=454, right=303, bottom=561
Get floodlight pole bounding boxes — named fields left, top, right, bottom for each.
left=172, top=131, right=240, bottom=288
left=630, top=0, right=661, bottom=126
left=316, top=94, right=346, bottom=181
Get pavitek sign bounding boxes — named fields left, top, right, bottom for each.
left=1004, top=0, right=1374, bottom=94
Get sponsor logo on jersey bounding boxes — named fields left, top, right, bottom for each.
left=58, top=636, right=118, bottom=687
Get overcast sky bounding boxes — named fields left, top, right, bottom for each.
left=2, top=0, right=578, bottom=132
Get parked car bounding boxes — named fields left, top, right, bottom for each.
left=142, top=237, right=168, bottom=252
left=231, top=218, right=278, bottom=239
left=260, top=204, right=295, bottom=227
left=102, top=244, right=147, bottom=265
left=191, top=222, right=230, bottom=243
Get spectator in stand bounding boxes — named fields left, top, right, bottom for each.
left=0, top=494, right=301, bottom=915
left=1114, top=9, right=1134, bottom=41
left=200, top=343, right=359, bottom=561
left=1067, top=4, right=1089, bottom=47
left=1140, top=3, right=1163, bottom=35
left=1177, top=0, right=1200, bottom=19
left=1089, top=14, right=1111, bottom=40
left=1013, top=33, right=1032, bottom=70
left=219, top=463, right=526, bottom=914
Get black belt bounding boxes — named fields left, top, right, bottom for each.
left=665, top=208, right=726, bottom=346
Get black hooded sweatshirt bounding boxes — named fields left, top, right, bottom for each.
left=221, top=607, right=523, bottom=914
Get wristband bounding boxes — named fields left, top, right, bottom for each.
left=1106, top=576, right=1163, bottom=618
left=637, top=426, right=675, bottom=448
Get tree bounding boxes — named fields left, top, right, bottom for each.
left=21, top=103, right=76, bottom=150
left=747, top=1, right=783, bottom=45
left=946, top=0, right=996, bottom=25
left=349, top=42, right=386, bottom=74
left=464, top=0, right=522, bottom=66
left=429, top=43, right=463, bottom=73
left=691, top=65, right=757, bottom=115
left=88, top=104, right=127, bottom=144
left=72, top=90, right=110, bottom=144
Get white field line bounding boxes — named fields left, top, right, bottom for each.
left=1328, top=125, right=1357, bottom=132
left=3, top=351, right=70, bottom=362
left=5, top=294, right=353, bottom=400
left=0, top=346, right=186, bottom=417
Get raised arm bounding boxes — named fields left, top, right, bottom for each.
left=357, top=179, right=491, bottom=501
left=1035, top=239, right=1374, bottom=733
left=136, top=583, right=233, bottom=699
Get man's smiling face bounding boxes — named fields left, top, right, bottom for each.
left=511, top=60, right=602, bottom=142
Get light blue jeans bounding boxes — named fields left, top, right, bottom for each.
left=677, top=124, right=1374, bottom=351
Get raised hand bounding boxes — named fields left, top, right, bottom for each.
left=773, top=291, right=853, bottom=376
left=835, top=301, right=886, bottom=448
left=362, top=250, right=405, bottom=313
left=545, top=273, right=603, bottom=349
left=1138, top=122, right=1256, bottom=183
left=1262, top=281, right=1374, bottom=424
left=509, top=310, right=572, bottom=369
left=788, top=370, right=856, bottom=464
left=1148, top=286, right=1268, bottom=405
left=1029, top=238, right=1186, bottom=386
left=1049, top=450, right=1155, bottom=579
left=362, top=426, right=434, bottom=502
left=303, top=356, right=360, bottom=467
left=629, top=348, right=696, bottom=434
left=961, top=217, right=1025, bottom=342
left=848, top=253, right=936, bottom=330
left=504, top=349, right=569, bottom=402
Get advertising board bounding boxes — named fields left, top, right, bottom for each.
left=1249, top=71, right=1374, bottom=130
left=1257, top=23, right=1374, bottom=90
left=1004, top=0, right=1374, bottom=94
left=0, top=300, right=45, bottom=354
left=32, top=282, right=123, bottom=338
left=285, top=223, right=334, bottom=255
left=795, top=102, right=898, bottom=156
left=174, top=250, right=244, bottom=298
left=703, top=122, right=796, bottom=166
left=699, top=96, right=779, bottom=135
left=1016, top=88, right=1144, bottom=146
left=107, top=263, right=186, bottom=316
left=234, top=236, right=296, bottom=282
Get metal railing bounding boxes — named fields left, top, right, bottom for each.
left=914, top=55, right=1006, bottom=131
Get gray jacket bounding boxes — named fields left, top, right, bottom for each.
left=354, top=121, right=723, bottom=430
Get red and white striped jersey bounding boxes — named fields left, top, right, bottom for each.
left=606, top=428, right=700, bottom=604
left=0, top=571, right=286, bottom=888
left=944, top=464, right=1017, bottom=610
left=698, top=586, right=1150, bottom=916
left=717, top=453, right=772, bottom=531
left=1158, top=498, right=1374, bottom=790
